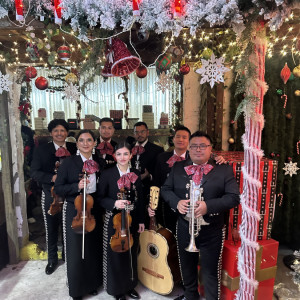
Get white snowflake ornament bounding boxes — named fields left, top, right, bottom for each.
left=195, top=53, right=230, bottom=88
left=63, top=83, right=80, bottom=102
left=156, top=72, right=173, bottom=93
left=0, top=71, right=12, bottom=94
left=283, top=161, right=300, bottom=177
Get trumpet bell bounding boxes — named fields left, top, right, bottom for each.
left=185, top=241, right=200, bottom=252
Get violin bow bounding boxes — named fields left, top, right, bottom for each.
left=82, top=171, right=87, bottom=259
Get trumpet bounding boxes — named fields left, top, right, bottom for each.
left=185, top=180, right=209, bottom=252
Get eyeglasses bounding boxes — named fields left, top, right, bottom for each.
left=190, top=144, right=211, bottom=150
left=134, top=130, right=147, bottom=135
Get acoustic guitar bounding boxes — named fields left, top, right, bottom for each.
left=138, top=186, right=181, bottom=295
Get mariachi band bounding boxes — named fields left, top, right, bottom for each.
left=31, top=118, right=239, bottom=300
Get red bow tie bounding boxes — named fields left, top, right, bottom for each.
left=55, top=147, right=71, bottom=158
left=166, top=154, right=185, bottom=168
left=132, top=145, right=145, bottom=156
left=117, top=172, right=138, bottom=190
left=83, top=160, right=99, bottom=175
left=97, top=141, right=114, bottom=156
left=184, top=164, right=213, bottom=185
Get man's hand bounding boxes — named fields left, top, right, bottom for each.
left=141, top=168, right=150, bottom=181
left=138, top=223, right=145, bottom=233
left=148, top=207, right=156, bottom=217
left=51, top=174, right=57, bottom=183
left=194, top=201, right=207, bottom=218
left=215, top=155, right=226, bottom=165
left=177, top=199, right=190, bottom=214
left=78, top=178, right=90, bottom=190
left=115, top=200, right=131, bottom=210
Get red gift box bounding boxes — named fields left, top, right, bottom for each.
left=220, top=239, right=278, bottom=300
left=213, top=151, right=278, bottom=241
left=110, top=110, right=123, bottom=119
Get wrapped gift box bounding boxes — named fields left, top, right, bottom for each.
left=53, top=111, right=65, bottom=120
left=142, top=112, right=154, bottom=129
left=213, top=151, right=278, bottom=241
left=83, top=118, right=95, bottom=129
left=38, top=108, right=46, bottom=118
left=110, top=110, right=123, bottom=119
left=34, top=117, right=47, bottom=129
left=143, top=105, right=153, bottom=113
left=160, top=112, right=169, bottom=125
left=220, top=239, right=278, bottom=300
left=67, top=119, right=79, bottom=129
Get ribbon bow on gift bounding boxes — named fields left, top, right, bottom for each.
left=55, top=147, right=71, bottom=158
left=117, top=172, right=138, bottom=190
left=184, top=164, right=213, bottom=185
left=97, top=141, right=114, bottom=156
left=166, top=154, right=185, bottom=167
left=131, top=145, right=145, bottom=156
left=83, top=160, right=99, bottom=175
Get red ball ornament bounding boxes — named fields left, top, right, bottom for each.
left=57, top=45, right=71, bottom=61
left=25, top=66, right=37, bottom=79
left=35, top=77, right=48, bottom=90
left=280, top=63, right=291, bottom=84
left=179, top=64, right=190, bottom=75
left=136, top=65, right=147, bottom=78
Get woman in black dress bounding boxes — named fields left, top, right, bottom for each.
left=97, top=142, right=145, bottom=300
left=54, top=129, right=104, bottom=300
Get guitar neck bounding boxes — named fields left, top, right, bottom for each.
left=149, top=216, right=157, bottom=231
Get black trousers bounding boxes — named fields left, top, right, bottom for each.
left=177, top=217, right=224, bottom=300
left=41, top=187, right=63, bottom=264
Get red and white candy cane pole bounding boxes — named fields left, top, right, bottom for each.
left=54, top=0, right=62, bottom=24
left=133, top=0, right=141, bottom=16
left=236, top=23, right=268, bottom=300
left=15, top=0, right=24, bottom=21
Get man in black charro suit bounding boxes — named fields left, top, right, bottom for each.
left=31, top=119, right=77, bottom=275
left=161, top=131, right=240, bottom=300
left=96, top=117, right=117, bottom=169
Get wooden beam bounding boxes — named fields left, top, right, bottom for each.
left=0, top=64, right=19, bottom=264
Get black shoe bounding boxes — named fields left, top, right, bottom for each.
left=89, top=290, right=98, bottom=296
left=115, top=295, right=126, bottom=300
left=127, top=289, right=140, bottom=299
left=174, top=295, right=186, bottom=300
left=72, top=297, right=82, bottom=300
left=45, top=262, right=58, bottom=275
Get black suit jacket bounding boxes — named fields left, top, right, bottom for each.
left=161, top=158, right=240, bottom=229
left=131, top=141, right=164, bottom=177
left=30, top=141, right=77, bottom=189
left=154, top=151, right=190, bottom=187
left=54, top=154, right=105, bottom=204
left=96, top=166, right=145, bottom=225
left=96, top=138, right=117, bottom=169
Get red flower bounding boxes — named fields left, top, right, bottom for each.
left=24, top=146, right=31, bottom=156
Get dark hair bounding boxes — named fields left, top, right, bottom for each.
left=48, top=119, right=69, bottom=132
left=76, top=129, right=96, bottom=141
left=114, top=141, right=132, bottom=153
left=189, top=131, right=213, bottom=144
left=68, top=131, right=76, bottom=137
left=126, top=136, right=136, bottom=147
left=134, top=121, right=148, bottom=130
left=174, top=125, right=191, bottom=137
left=100, top=117, right=114, bottom=126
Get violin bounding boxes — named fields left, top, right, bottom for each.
left=110, top=188, right=133, bottom=253
left=48, top=161, right=64, bottom=216
left=71, top=171, right=96, bottom=235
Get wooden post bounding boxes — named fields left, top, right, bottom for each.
left=0, top=65, right=19, bottom=263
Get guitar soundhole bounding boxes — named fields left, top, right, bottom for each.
left=147, top=243, right=159, bottom=258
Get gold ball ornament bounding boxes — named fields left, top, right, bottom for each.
left=292, top=65, right=300, bottom=78
left=65, top=73, right=78, bottom=84
left=295, top=90, right=300, bottom=97
left=193, top=61, right=202, bottom=73
left=228, top=137, right=235, bottom=144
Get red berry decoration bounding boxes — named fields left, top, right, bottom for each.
left=57, top=45, right=71, bottom=61
left=179, top=64, right=190, bottom=75
left=136, top=65, right=147, bottom=78
left=35, top=77, right=48, bottom=90
left=25, top=66, right=37, bottom=79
